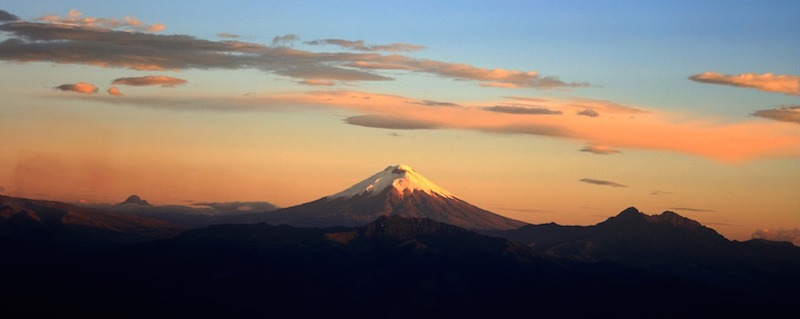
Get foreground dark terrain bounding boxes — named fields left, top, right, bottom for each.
left=2, top=195, right=800, bottom=318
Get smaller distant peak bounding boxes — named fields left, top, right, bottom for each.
left=618, top=207, right=642, bottom=217
left=118, top=195, right=151, bottom=206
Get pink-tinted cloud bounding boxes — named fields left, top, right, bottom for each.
left=112, top=75, right=187, bottom=87
left=298, top=79, right=336, bottom=86
left=690, top=72, right=800, bottom=96
left=55, top=82, right=98, bottom=94
left=59, top=90, right=800, bottom=162
left=37, top=9, right=165, bottom=33
left=107, top=86, right=123, bottom=96
left=753, top=106, right=800, bottom=124
left=351, top=57, right=588, bottom=88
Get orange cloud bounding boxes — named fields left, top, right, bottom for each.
left=37, top=9, right=165, bottom=33
left=298, top=79, right=336, bottom=86
left=753, top=106, right=800, bottom=124
left=690, top=72, right=800, bottom=96
left=0, top=17, right=586, bottom=89
left=55, top=82, right=98, bottom=94
left=112, top=75, right=187, bottom=87
left=62, top=90, right=800, bottom=162
left=107, top=86, right=123, bottom=96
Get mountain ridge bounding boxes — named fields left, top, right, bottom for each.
left=227, top=164, right=527, bottom=230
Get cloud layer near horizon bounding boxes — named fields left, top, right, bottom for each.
left=0, top=11, right=585, bottom=89
left=690, top=72, right=800, bottom=96
left=56, top=89, right=800, bottom=162
left=752, top=228, right=800, bottom=246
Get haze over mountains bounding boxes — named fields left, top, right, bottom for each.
left=2, top=164, right=800, bottom=317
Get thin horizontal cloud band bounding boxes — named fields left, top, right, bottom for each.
left=53, top=90, right=800, bottom=162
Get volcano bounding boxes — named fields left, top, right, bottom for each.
left=261, top=164, right=527, bottom=230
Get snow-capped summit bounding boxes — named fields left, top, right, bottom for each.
left=261, top=164, right=528, bottom=230
left=329, top=164, right=454, bottom=200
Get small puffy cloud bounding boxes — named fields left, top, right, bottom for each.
left=752, top=228, right=800, bottom=246
left=305, top=39, right=425, bottom=52
left=55, top=82, right=98, bottom=94
left=271, top=34, right=299, bottom=47
left=690, top=72, right=800, bottom=96
left=579, top=178, right=627, bottom=188
left=753, top=106, right=800, bottom=124
left=577, top=108, right=599, bottom=117
left=344, top=114, right=439, bottom=130
left=484, top=105, right=562, bottom=115
left=112, top=75, right=187, bottom=87
left=580, top=144, right=620, bottom=155
left=0, top=9, right=19, bottom=22
left=668, top=207, right=716, bottom=213
left=107, top=86, right=123, bottom=96
left=298, top=79, right=336, bottom=86
left=37, top=9, right=165, bottom=33
left=216, top=32, right=240, bottom=39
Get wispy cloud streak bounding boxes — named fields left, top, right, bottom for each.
left=753, top=106, right=800, bottom=124
left=579, top=178, right=627, bottom=188
left=305, top=39, right=425, bottom=52
left=37, top=9, right=164, bottom=32
left=690, top=72, right=800, bottom=96
left=0, top=16, right=583, bottom=89
left=580, top=144, right=620, bottom=155
left=112, top=75, right=187, bottom=87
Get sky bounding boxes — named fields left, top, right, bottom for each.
left=1, top=1, right=799, bottom=241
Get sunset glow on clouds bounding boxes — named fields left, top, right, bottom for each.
left=112, top=76, right=187, bottom=87
left=55, top=82, right=98, bottom=94
left=1, top=3, right=799, bottom=241
left=690, top=72, right=800, bottom=96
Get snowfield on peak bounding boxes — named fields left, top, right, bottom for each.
left=329, top=164, right=455, bottom=200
